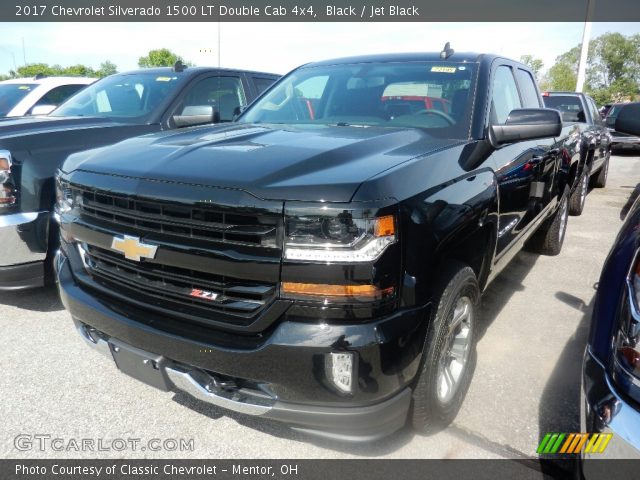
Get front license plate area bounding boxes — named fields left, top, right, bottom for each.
left=109, top=339, right=171, bottom=391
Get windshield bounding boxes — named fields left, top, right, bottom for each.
left=51, top=72, right=183, bottom=120
left=240, top=61, right=476, bottom=139
left=542, top=95, right=586, bottom=123
left=0, top=83, right=36, bottom=117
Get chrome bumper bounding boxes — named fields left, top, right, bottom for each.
left=75, top=322, right=273, bottom=417
left=611, top=135, right=640, bottom=147
left=0, top=211, right=49, bottom=266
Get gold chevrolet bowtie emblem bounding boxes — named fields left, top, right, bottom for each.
left=110, top=235, right=158, bottom=262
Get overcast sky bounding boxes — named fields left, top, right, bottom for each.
left=0, top=22, right=638, bottom=77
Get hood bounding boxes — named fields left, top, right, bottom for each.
left=63, top=123, right=463, bottom=202
left=0, top=115, right=133, bottom=138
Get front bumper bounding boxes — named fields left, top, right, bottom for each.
left=581, top=347, right=640, bottom=463
left=610, top=134, right=640, bottom=150
left=57, top=251, right=425, bottom=441
left=0, top=211, right=50, bottom=290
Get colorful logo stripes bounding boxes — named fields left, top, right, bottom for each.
left=537, top=433, right=613, bottom=454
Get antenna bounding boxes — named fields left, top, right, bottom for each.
left=440, top=42, right=455, bottom=60
left=173, top=60, right=186, bottom=73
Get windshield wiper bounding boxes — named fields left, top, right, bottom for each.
left=330, top=122, right=372, bottom=128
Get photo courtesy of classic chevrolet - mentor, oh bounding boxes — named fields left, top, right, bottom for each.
left=56, top=48, right=575, bottom=441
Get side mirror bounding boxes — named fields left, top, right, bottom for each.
left=173, top=105, right=215, bottom=128
left=490, top=108, right=562, bottom=146
left=615, top=103, right=640, bottom=136
left=232, top=105, right=247, bottom=121
left=30, top=105, right=56, bottom=116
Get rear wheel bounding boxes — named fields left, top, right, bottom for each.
left=528, top=190, right=569, bottom=256
left=411, top=263, right=479, bottom=433
left=568, top=166, right=589, bottom=216
left=592, top=155, right=609, bottom=188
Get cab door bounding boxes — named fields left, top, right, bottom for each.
left=490, top=63, right=558, bottom=258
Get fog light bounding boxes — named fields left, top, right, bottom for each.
left=326, top=352, right=355, bottom=394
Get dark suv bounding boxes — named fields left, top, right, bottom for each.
left=57, top=51, right=572, bottom=441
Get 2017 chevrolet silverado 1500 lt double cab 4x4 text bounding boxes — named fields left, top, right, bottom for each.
left=542, top=91, right=612, bottom=216
left=0, top=64, right=279, bottom=290
left=56, top=50, right=574, bottom=441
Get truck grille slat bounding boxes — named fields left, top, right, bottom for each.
left=73, top=186, right=279, bottom=248
left=65, top=184, right=283, bottom=328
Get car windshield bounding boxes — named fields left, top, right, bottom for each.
left=542, top=95, right=586, bottom=123
left=0, top=83, right=36, bottom=117
left=240, top=61, right=477, bottom=139
left=51, top=72, right=183, bottom=120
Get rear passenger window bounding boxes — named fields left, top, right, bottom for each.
left=587, top=97, right=603, bottom=125
left=35, top=84, right=86, bottom=107
left=516, top=69, right=541, bottom=108
left=253, top=77, right=276, bottom=95
left=491, top=66, right=522, bottom=124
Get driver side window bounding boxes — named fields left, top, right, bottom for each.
left=491, top=66, right=522, bottom=124
left=179, top=76, right=246, bottom=123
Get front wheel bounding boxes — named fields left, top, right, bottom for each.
left=411, top=263, right=480, bottom=433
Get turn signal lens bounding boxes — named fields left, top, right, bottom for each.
left=281, top=282, right=394, bottom=302
left=374, top=215, right=395, bottom=237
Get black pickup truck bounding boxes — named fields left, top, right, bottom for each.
left=0, top=65, right=279, bottom=290
left=57, top=51, right=574, bottom=441
left=542, top=91, right=612, bottom=215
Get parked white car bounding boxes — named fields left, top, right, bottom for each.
left=0, top=76, right=96, bottom=117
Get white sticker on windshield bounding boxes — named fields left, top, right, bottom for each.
left=431, top=66, right=457, bottom=73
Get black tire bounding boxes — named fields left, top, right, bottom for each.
left=592, top=155, right=609, bottom=188
left=411, top=262, right=480, bottom=433
left=568, top=166, right=589, bottom=216
left=528, top=190, right=569, bottom=256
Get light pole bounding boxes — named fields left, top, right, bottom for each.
left=576, top=0, right=594, bottom=92
left=217, top=21, right=221, bottom=67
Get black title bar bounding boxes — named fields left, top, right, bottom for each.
left=2, top=0, right=640, bottom=22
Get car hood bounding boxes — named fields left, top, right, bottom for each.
left=63, top=123, right=462, bottom=202
left=0, top=115, right=134, bottom=137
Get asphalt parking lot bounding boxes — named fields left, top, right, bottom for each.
left=1, top=153, right=639, bottom=460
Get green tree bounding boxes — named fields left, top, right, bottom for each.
left=520, top=55, right=544, bottom=81
left=541, top=33, right=640, bottom=104
left=61, top=64, right=96, bottom=77
left=586, top=32, right=637, bottom=101
left=539, top=46, right=581, bottom=92
left=138, top=48, right=187, bottom=68
left=96, top=60, right=118, bottom=78
left=15, top=63, right=59, bottom=78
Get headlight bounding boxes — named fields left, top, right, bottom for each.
left=55, top=176, right=75, bottom=214
left=614, top=249, right=640, bottom=379
left=0, top=149, right=16, bottom=207
left=284, top=205, right=396, bottom=263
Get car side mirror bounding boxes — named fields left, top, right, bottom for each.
left=30, top=105, right=57, bottom=116
left=615, top=103, right=640, bottom=136
left=173, top=105, right=215, bottom=128
left=490, top=108, right=562, bottom=146
left=232, top=105, right=247, bottom=121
